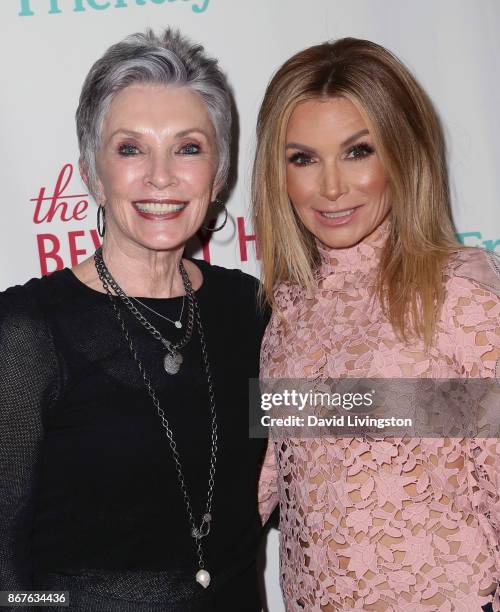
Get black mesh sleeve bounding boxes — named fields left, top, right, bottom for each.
left=0, top=288, right=60, bottom=591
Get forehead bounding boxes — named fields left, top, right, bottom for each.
left=287, top=97, right=368, bottom=141
left=102, top=83, right=214, bottom=136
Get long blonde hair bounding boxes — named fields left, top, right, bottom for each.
left=252, top=38, right=460, bottom=345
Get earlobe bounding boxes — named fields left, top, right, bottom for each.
left=211, top=180, right=225, bottom=203
left=79, top=159, right=105, bottom=205
left=78, top=159, right=91, bottom=193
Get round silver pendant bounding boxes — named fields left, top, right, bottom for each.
left=164, top=350, right=183, bottom=375
left=174, top=321, right=182, bottom=329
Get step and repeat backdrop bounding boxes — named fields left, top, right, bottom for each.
left=1, top=1, right=499, bottom=610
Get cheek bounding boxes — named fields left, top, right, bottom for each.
left=183, top=164, right=217, bottom=195
left=353, top=160, right=388, bottom=199
left=99, top=162, right=144, bottom=199
left=286, top=167, right=312, bottom=207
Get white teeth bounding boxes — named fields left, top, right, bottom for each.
left=321, top=209, right=355, bottom=218
left=136, top=202, right=186, bottom=214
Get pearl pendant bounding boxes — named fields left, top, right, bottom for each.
left=174, top=321, right=182, bottom=329
left=195, top=569, right=211, bottom=588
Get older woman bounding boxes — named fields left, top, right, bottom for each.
left=255, top=39, right=500, bottom=610
left=0, top=30, right=266, bottom=611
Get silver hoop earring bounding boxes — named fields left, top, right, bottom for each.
left=202, top=199, right=228, bottom=232
left=97, top=204, right=106, bottom=238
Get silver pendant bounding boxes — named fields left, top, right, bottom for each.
left=191, top=513, right=211, bottom=540
left=174, top=321, right=182, bottom=329
left=164, top=350, right=183, bottom=374
left=195, top=569, right=211, bottom=588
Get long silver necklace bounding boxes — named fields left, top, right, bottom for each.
left=130, top=295, right=185, bottom=329
left=94, top=248, right=192, bottom=375
left=93, top=248, right=217, bottom=589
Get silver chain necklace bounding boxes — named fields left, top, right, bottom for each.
left=94, top=248, right=193, bottom=375
left=130, top=295, right=185, bottom=329
left=93, top=248, right=217, bottom=589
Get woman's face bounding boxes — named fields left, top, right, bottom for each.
left=94, top=83, right=219, bottom=254
left=285, top=97, right=390, bottom=250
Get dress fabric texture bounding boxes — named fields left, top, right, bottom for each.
left=259, top=223, right=500, bottom=611
left=0, top=259, right=268, bottom=612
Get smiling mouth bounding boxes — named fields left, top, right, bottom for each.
left=320, top=208, right=356, bottom=218
left=133, top=200, right=188, bottom=215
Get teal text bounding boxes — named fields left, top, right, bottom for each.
left=18, top=0, right=210, bottom=16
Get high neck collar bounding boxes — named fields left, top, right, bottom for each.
left=316, top=219, right=390, bottom=281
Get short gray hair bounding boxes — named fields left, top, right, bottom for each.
left=76, top=29, right=232, bottom=196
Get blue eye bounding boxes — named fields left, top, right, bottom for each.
left=288, top=152, right=314, bottom=166
left=118, top=143, right=140, bottom=156
left=345, top=143, right=375, bottom=160
left=179, top=143, right=200, bottom=155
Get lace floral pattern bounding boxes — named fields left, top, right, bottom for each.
left=259, top=225, right=500, bottom=611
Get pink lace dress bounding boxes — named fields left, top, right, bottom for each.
left=259, top=224, right=500, bottom=611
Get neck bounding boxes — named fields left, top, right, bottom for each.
left=101, top=236, right=185, bottom=298
left=317, top=219, right=391, bottom=277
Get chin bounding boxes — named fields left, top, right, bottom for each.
left=310, top=213, right=390, bottom=250
left=314, top=228, right=365, bottom=251
left=131, top=231, right=191, bottom=253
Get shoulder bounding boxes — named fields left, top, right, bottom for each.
left=440, top=249, right=499, bottom=376
left=442, top=248, right=500, bottom=331
left=0, top=274, right=64, bottom=391
left=192, top=257, right=259, bottom=287
left=444, top=248, right=500, bottom=297
left=272, top=279, right=306, bottom=313
left=0, top=269, right=73, bottom=321
left=191, top=258, right=270, bottom=329
left=191, top=257, right=262, bottom=303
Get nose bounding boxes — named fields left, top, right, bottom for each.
left=145, top=152, right=178, bottom=190
left=320, top=161, right=346, bottom=202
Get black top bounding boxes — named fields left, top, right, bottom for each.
left=0, top=260, right=268, bottom=611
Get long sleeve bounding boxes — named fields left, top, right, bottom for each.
left=0, top=288, right=60, bottom=590
left=465, top=320, right=500, bottom=608
left=443, top=250, right=500, bottom=379
left=444, top=251, right=500, bottom=606
left=257, top=292, right=279, bottom=526
left=258, top=440, right=278, bottom=525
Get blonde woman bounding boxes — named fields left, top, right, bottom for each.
left=255, top=39, right=500, bottom=611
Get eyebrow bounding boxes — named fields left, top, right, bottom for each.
left=286, top=128, right=370, bottom=152
left=176, top=128, right=210, bottom=139
left=342, top=128, right=369, bottom=148
left=108, top=127, right=211, bottom=141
